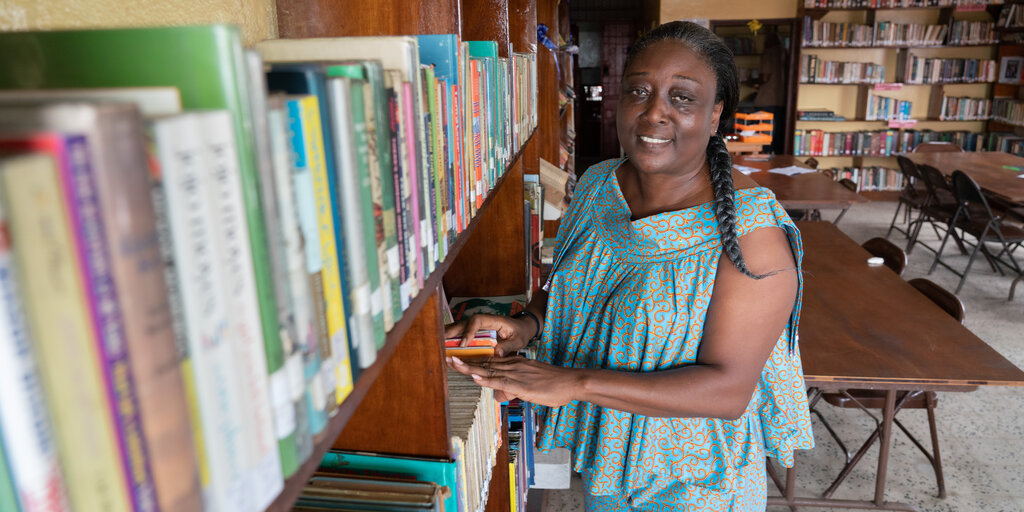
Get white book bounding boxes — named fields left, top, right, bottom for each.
left=196, top=111, right=283, bottom=511
left=0, top=87, right=182, bottom=117
left=0, top=173, right=71, bottom=512
left=325, top=76, right=378, bottom=370
left=151, top=114, right=250, bottom=512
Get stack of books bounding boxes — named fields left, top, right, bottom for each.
left=798, top=109, right=847, bottom=121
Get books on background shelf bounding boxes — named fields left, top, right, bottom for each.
left=805, top=0, right=1000, bottom=8
left=827, top=166, right=903, bottom=191
left=937, top=95, right=992, bottom=120
left=991, top=97, right=1024, bottom=127
left=900, top=55, right=997, bottom=84
left=802, top=18, right=996, bottom=48
left=998, top=4, right=1024, bottom=29
left=0, top=24, right=538, bottom=512
left=794, top=127, right=987, bottom=156
left=800, top=55, right=886, bottom=84
left=989, top=131, right=1024, bottom=156
left=866, top=91, right=913, bottom=121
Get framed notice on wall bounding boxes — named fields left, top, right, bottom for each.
left=999, top=56, right=1023, bottom=84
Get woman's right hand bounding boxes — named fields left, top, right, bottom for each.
left=444, top=313, right=534, bottom=357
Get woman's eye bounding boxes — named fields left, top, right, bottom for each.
left=629, top=88, right=649, bottom=97
left=672, top=94, right=691, bottom=103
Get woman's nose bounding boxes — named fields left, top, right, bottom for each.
left=641, top=95, right=670, bottom=124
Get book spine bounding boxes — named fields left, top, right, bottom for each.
left=152, top=116, right=251, bottom=512
left=0, top=174, right=70, bottom=512
left=148, top=160, right=212, bottom=507
left=365, top=63, right=403, bottom=325
left=198, top=111, right=283, bottom=511
left=0, top=146, right=132, bottom=512
left=244, top=51, right=300, bottom=479
left=387, top=83, right=413, bottom=311
left=471, top=60, right=485, bottom=209
left=348, top=79, right=388, bottom=351
left=451, top=85, right=466, bottom=233
left=295, top=97, right=355, bottom=399
left=359, top=81, right=397, bottom=334
left=286, top=99, right=337, bottom=434
left=324, top=78, right=378, bottom=370
left=401, top=81, right=426, bottom=294
left=58, top=132, right=157, bottom=512
left=266, top=104, right=315, bottom=464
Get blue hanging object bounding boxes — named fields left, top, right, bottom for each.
left=538, top=23, right=561, bottom=75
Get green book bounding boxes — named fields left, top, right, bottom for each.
left=0, top=25, right=284, bottom=402
left=359, top=61, right=404, bottom=325
left=422, top=65, right=448, bottom=263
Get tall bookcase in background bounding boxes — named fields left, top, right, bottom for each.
left=795, top=0, right=1001, bottom=197
left=991, top=0, right=1024, bottom=153
left=267, top=0, right=569, bottom=510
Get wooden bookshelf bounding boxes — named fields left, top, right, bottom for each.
left=271, top=0, right=552, bottom=510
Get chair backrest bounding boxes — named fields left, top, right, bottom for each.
left=839, top=178, right=857, bottom=192
left=917, top=163, right=954, bottom=205
left=908, top=278, right=965, bottom=323
left=862, top=237, right=907, bottom=276
left=895, top=154, right=921, bottom=183
left=913, top=141, right=963, bottom=153
left=950, top=170, right=998, bottom=226
left=804, top=157, right=819, bottom=169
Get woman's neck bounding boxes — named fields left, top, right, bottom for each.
left=617, top=158, right=715, bottom=220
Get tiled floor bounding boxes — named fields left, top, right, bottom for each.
left=539, top=200, right=1024, bottom=511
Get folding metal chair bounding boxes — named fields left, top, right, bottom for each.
left=929, top=170, right=1024, bottom=297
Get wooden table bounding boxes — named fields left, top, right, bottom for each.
left=734, top=155, right=868, bottom=223
left=768, top=221, right=1024, bottom=511
left=904, top=151, right=1024, bottom=204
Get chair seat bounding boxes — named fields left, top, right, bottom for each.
left=955, top=217, right=1024, bottom=243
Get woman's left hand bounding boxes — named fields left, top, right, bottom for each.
left=446, top=356, right=582, bottom=407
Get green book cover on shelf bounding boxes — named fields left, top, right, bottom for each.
left=320, top=450, right=457, bottom=512
left=0, top=25, right=284, bottom=404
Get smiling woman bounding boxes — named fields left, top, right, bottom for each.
left=447, top=21, right=813, bottom=512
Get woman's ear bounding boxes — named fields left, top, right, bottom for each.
left=711, top=101, right=724, bottom=137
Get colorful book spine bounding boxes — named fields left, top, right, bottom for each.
left=471, top=60, right=485, bottom=209
left=56, top=127, right=156, bottom=512
left=402, top=81, right=426, bottom=295
left=325, top=76, right=381, bottom=369
left=0, top=142, right=132, bottom=512
left=0, top=156, right=70, bottom=512
left=362, top=61, right=403, bottom=327
left=386, top=75, right=413, bottom=311
left=197, top=111, right=283, bottom=511
left=150, top=114, right=249, bottom=512
left=287, top=96, right=355, bottom=403
left=325, top=67, right=389, bottom=350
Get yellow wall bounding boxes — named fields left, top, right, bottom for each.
left=0, top=0, right=277, bottom=45
left=661, top=0, right=797, bottom=24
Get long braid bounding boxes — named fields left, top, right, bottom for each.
left=706, top=134, right=768, bottom=280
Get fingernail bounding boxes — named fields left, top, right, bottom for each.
left=445, top=356, right=452, bottom=365
left=452, top=356, right=463, bottom=365
left=471, top=374, right=482, bottom=381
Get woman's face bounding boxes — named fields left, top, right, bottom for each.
left=617, top=39, right=724, bottom=176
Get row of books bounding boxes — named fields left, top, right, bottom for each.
left=804, top=0, right=999, bottom=7
left=991, top=97, right=1024, bottom=127
left=0, top=25, right=537, bottom=512
left=800, top=55, right=886, bottom=84
left=865, top=91, right=913, bottom=120
left=802, top=18, right=996, bottom=47
left=937, top=95, right=992, bottom=120
left=988, top=131, right=1024, bottom=156
left=722, top=36, right=758, bottom=56
left=505, top=399, right=535, bottom=512
left=828, top=166, right=903, bottom=191
left=448, top=371, right=502, bottom=512
left=997, top=4, right=1024, bottom=28
left=901, top=56, right=997, bottom=84
left=794, top=128, right=987, bottom=156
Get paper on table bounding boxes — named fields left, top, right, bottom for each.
left=733, top=164, right=760, bottom=175
left=768, top=165, right=817, bottom=176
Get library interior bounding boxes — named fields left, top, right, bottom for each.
left=1, top=0, right=1024, bottom=511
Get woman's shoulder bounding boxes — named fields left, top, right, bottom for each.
left=732, top=186, right=793, bottom=235
left=577, top=158, right=624, bottom=188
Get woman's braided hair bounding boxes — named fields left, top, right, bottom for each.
left=625, top=21, right=767, bottom=279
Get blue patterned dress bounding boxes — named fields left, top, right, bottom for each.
left=534, top=158, right=814, bottom=511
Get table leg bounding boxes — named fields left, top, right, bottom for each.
left=875, top=389, right=897, bottom=505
